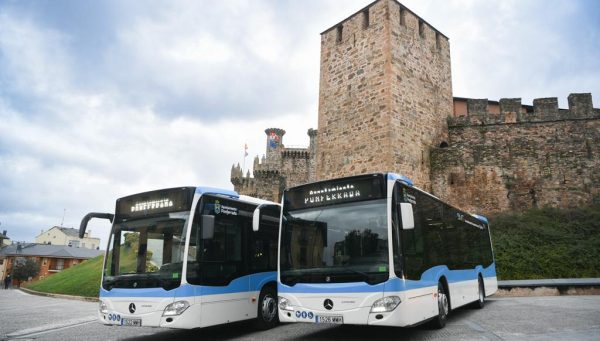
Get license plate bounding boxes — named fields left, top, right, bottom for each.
left=121, top=318, right=142, bottom=327
left=317, top=315, right=343, bottom=324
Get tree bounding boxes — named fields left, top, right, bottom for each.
left=12, top=258, right=40, bottom=286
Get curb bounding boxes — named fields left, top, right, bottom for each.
left=19, top=287, right=99, bottom=302
left=494, top=278, right=600, bottom=297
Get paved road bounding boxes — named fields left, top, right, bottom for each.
left=1, top=289, right=599, bottom=340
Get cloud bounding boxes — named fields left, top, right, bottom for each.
left=403, top=0, right=600, bottom=107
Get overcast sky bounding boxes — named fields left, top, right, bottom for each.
left=1, top=0, right=598, bottom=248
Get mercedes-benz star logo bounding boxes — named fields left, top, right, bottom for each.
left=323, top=299, right=334, bottom=310
left=129, top=303, right=136, bottom=314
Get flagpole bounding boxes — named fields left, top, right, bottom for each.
left=243, top=143, right=248, bottom=171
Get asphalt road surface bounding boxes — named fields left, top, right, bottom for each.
left=1, top=288, right=599, bottom=340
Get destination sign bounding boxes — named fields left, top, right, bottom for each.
left=115, top=187, right=195, bottom=221
left=285, top=174, right=385, bottom=210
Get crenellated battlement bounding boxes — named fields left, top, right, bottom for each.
left=320, top=0, right=449, bottom=56
left=449, top=93, right=598, bottom=127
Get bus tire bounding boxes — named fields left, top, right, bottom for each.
left=431, top=281, right=449, bottom=329
left=254, top=285, right=279, bottom=330
left=474, top=276, right=485, bottom=309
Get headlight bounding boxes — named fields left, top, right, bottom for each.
left=163, top=300, right=190, bottom=316
left=278, top=296, right=294, bottom=311
left=370, top=296, right=401, bottom=313
left=99, top=300, right=108, bottom=314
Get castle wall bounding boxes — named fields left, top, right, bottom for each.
left=431, top=94, right=600, bottom=214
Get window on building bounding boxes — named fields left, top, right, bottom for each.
left=436, top=32, right=441, bottom=51
left=419, top=20, right=425, bottom=38
left=362, top=9, right=369, bottom=29
left=51, top=258, right=65, bottom=271
left=336, top=25, right=343, bottom=43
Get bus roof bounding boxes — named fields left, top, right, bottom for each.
left=386, top=173, right=414, bottom=186
left=238, top=195, right=278, bottom=206
left=195, top=186, right=239, bottom=198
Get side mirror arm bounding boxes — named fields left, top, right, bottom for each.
left=79, top=212, right=114, bottom=238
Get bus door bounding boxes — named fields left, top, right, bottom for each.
left=193, top=197, right=252, bottom=327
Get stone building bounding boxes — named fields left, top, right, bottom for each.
left=231, top=0, right=599, bottom=214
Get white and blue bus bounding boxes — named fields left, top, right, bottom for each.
left=277, top=173, right=497, bottom=328
left=79, top=186, right=281, bottom=330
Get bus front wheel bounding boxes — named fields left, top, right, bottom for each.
left=431, top=281, right=449, bottom=329
left=255, top=285, right=279, bottom=330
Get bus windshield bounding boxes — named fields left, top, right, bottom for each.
left=280, top=199, right=389, bottom=286
left=103, top=212, right=189, bottom=291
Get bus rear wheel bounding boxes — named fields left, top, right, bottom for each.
left=474, top=277, right=485, bottom=309
left=431, top=282, right=449, bottom=329
left=255, top=286, right=279, bottom=330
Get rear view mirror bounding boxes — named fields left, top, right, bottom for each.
left=202, top=215, right=215, bottom=239
left=252, top=207, right=260, bottom=232
left=252, top=204, right=281, bottom=232
left=399, top=203, right=415, bottom=230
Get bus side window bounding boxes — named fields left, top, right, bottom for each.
left=420, top=193, right=444, bottom=269
left=442, top=206, right=462, bottom=269
left=480, top=224, right=493, bottom=266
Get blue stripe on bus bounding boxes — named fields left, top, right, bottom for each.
left=195, top=187, right=239, bottom=198
left=99, top=272, right=276, bottom=298
left=279, top=263, right=496, bottom=294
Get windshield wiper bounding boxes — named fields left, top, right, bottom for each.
left=281, top=272, right=303, bottom=286
left=338, top=268, right=381, bottom=284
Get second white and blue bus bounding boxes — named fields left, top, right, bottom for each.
left=79, top=186, right=281, bottom=329
left=277, top=173, right=497, bottom=328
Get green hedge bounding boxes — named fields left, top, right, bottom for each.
left=491, top=205, right=600, bottom=280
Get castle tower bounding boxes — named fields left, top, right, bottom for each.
left=315, top=0, right=453, bottom=189
left=264, top=128, right=285, bottom=167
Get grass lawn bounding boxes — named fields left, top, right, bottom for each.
left=26, top=255, right=104, bottom=297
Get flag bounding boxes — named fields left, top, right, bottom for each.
left=244, top=143, right=248, bottom=157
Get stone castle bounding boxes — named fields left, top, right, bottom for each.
left=231, top=0, right=599, bottom=214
